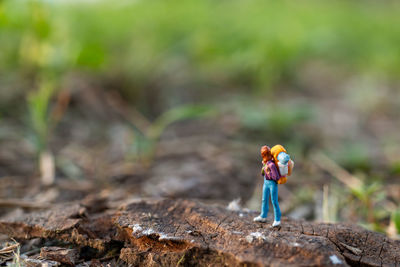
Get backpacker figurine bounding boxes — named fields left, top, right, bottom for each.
left=254, top=145, right=294, bottom=227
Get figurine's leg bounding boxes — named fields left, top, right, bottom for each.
left=260, top=179, right=270, bottom=218
left=270, top=181, right=281, bottom=224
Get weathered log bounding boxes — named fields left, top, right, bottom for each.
left=0, top=203, right=114, bottom=252
left=114, top=199, right=400, bottom=267
left=0, top=199, right=51, bottom=210
left=24, top=257, right=60, bottom=267
left=40, top=247, right=79, bottom=266
left=0, top=198, right=399, bottom=267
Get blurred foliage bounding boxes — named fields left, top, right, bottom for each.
left=147, top=105, right=214, bottom=141
left=2, top=0, right=400, bottom=113
left=350, top=181, right=387, bottom=229
left=392, top=209, right=400, bottom=235
left=333, top=143, right=371, bottom=172
left=27, top=78, right=56, bottom=152
left=389, top=161, right=400, bottom=175
left=130, top=104, right=214, bottom=162
left=236, top=102, right=313, bottom=133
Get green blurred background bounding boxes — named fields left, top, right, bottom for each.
left=1, top=0, right=400, bottom=237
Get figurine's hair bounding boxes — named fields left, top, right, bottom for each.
left=261, top=145, right=272, bottom=164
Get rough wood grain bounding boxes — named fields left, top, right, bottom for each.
left=114, top=199, right=400, bottom=267
left=24, top=257, right=60, bottom=267
left=0, top=198, right=399, bottom=267
left=40, top=246, right=79, bottom=266
left=0, top=203, right=115, bottom=252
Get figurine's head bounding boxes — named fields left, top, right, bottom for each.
left=277, top=152, right=290, bottom=164
left=261, top=145, right=272, bottom=164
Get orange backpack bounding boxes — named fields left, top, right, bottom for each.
left=271, top=145, right=294, bottom=185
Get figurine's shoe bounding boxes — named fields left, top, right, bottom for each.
left=272, top=221, right=281, bottom=227
left=253, top=216, right=267, bottom=223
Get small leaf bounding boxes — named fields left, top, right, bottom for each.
left=391, top=209, right=400, bottom=234
left=147, top=105, right=214, bottom=141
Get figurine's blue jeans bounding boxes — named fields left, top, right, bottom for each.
left=260, top=179, right=281, bottom=221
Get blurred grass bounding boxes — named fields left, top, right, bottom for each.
left=392, top=209, right=400, bottom=234
left=130, top=104, right=214, bottom=163
left=27, top=78, right=55, bottom=152
left=1, top=0, right=400, bottom=113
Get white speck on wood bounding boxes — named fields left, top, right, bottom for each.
left=131, top=224, right=143, bottom=234
left=159, top=233, right=182, bottom=241
left=246, top=232, right=266, bottom=243
left=245, top=235, right=254, bottom=243
left=329, top=255, right=343, bottom=264
left=142, top=228, right=155, bottom=235
left=227, top=199, right=241, bottom=211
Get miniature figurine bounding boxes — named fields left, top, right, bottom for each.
left=254, top=145, right=294, bottom=227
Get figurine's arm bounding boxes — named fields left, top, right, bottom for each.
left=267, top=161, right=280, bottom=181
left=261, top=163, right=265, bottom=176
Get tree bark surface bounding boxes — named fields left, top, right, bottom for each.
left=0, top=198, right=399, bottom=267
